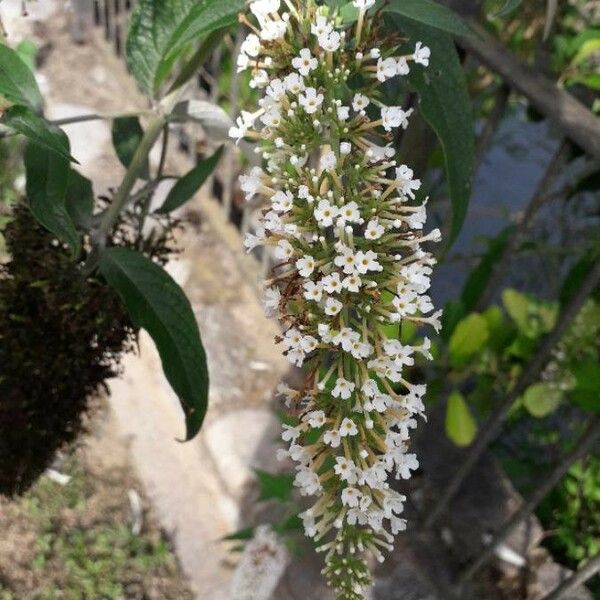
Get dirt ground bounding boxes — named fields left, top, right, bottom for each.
left=0, top=405, right=194, bottom=600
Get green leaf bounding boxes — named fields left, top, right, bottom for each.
left=522, top=383, right=563, bottom=418
left=14, top=40, right=38, bottom=72
left=111, top=116, right=150, bottom=178
left=502, top=289, right=531, bottom=333
left=571, top=362, right=600, bottom=414
left=222, top=527, right=254, bottom=542
left=2, top=105, right=77, bottom=163
left=384, top=0, right=471, bottom=37
left=502, top=289, right=557, bottom=338
left=571, top=39, right=600, bottom=66
left=461, top=226, right=514, bottom=312
left=0, top=43, right=43, bottom=110
left=448, top=313, right=489, bottom=366
left=393, top=18, right=474, bottom=246
left=126, top=0, right=244, bottom=96
left=158, top=146, right=223, bottom=213
left=65, top=169, right=94, bottom=230
left=98, top=247, right=209, bottom=440
left=254, top=469, right=295, bottom=503
left=445, top=390, right=477, bottom=446
left=24, top=135, right=80, bottom=256
left=488, top=0, right=523, bottom=18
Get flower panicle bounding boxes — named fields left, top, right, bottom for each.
left=231, top=1, right=439, bottom=596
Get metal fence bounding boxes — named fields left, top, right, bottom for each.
left=72, top=3, right=600, bottom=598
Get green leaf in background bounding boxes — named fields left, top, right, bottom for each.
left=449, top=312, right=489, bottom=366
left=461, top=226, right=514, bottom=312
left=441, top=299, right=466, bottom=341
left=158, top=146, right=223, bottom=214
left=384, top=0, right=471, bottom=37
left=560, top=251, right=600, bottom=305
left=445, top=390, right=477, bottom=446
left=393, top=18, right=474, bottom=246
left=487, top=0, right=523, bottom=19
left=502, top=288, right=531, bottom=334
left=126, top=0, right=244, bottom=96
left=503, top=289, right=557, bottom=338
left=111, top=116, right=150, bottom=178
left=522, top=383, right=563, bottom=418
left=65, top=169, right=94, bottom=230
left=0, top=43, right=43, bottom=111
left=222, top=527, right=254, bottom=542
left=14, top=40, right=38, bottom=72
left=254, top=469, right=295, bottom=503
left=24, top=136, right=80, bottom=256
left=2, top=105, right=77, bottom=163
left=99, top=247, right=209, bottom=440
left=570, top=362, right=600, bottom=414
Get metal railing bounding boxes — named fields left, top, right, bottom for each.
left=71, top=4, right=600, bottom=597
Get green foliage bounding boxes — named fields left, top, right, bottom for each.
left=445, top=390, right=477, bottom=446
left=99, top=247, right=209, bottom=440
left=521, top=383, right=563, bottom=418
left=2, top=105, right=77, bottom=163
left=254, top=469, right=295, bottom=503
left=111, top=117, right=150, bottom=179
left=24, top=136, right=80, bottom=256
left=126, top=0, right=244, bottom=96
left=0, top=43, right=43, bottom=110
left=449, top=313, right=489, bottom=367
left=392, top=18, right=475, bottom=246
left=502, top=288, right=557, bottom=338
left=158, top=146, right=224, bottom=214
left=486, top=0, right=523, bottom=19
left=14, top=40, right=38, bottom=72
left=65, top=169, right=95, bottom=230
left=383, top=0, right=471, bottom=37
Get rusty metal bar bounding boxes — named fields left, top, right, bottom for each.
left=459, top=22, right=600, bottom=161
left=542, top=553, right=600, bottom=600
left=456, top=419, right=600, bottom=587
left=424, top=259, right=600, bottom=529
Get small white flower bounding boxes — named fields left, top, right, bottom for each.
left=271, top=190, right=294, bottom=212
left=395, top=164, right=422, bottom=199
left=241, top=33, right=261, bottom=57
left=337, top=106, right=350, bottom=121
left=314, top=199, right=338, bottom=227
left=299, top=87, right=324, bottom=114
left=301, top=335, right=319, bottom=353
left=303, top=280, right=323, bottom=302
left=274, top=239, right=295, bottom=260
left=239, top=166, right=264, bottom=200
left=376, top=57, right=398, bottom=82
left=320, top=151, right=337, bottom=172
left=395, top=453, right=419, bottom=479
left=396, top=56, right=410, bottom=76
left=334, top=246, right=357, bottom=275
left=284, top=72, right=305, bottom=95
left=325, top=297, right=343, bottom=315
left=296, top=255, right=316, bottom=277
left=341, top=486, right=361, bottom=508
left=381, top=106, right=412, bottom=132
left=332, top=377, right=356, bottom=400
left=340, top=142, right=352, bottom=155
left=292, top=48, right=318, bottom=76
left=312, top=15, right=333, bottom=38
left=413, top=41, right=431, bottom=66
left=319, top=30, right=341, bottom=53
left=243, top=228, right=265, bottom=253
left=339, top=417, right=359, bottom=436
left=342, top=273, right=362, bottom=292
left=352, top=0, right=376, bottom=9
left=337, top=201, right=361, bottom=226
left=352, top=93, right=370, bottom=112
left=305, top=410, right=326, bottom=428
left=263, top=286, right=281, bottom=315
left=365, top=218, right=385, bottom=240
left=323, top=429, right=341, bottom=447
left=335, top=457, right=358, bottom=484
left=355, top=250, right=382, bottom=274
left=321, top=272, right=342, bottom=294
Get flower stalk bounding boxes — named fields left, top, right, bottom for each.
left=231, top=1, right=440, bottom=597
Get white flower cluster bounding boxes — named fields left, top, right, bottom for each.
left=231, top=1, right=440, bottom=597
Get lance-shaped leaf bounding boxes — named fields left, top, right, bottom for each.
left=65, top=169, right=95, bottom=230
left=111, top=116, right=150, bottom=179
left=383, top=0, right=471, bottom=37
left=99, top=247, right=209, bottom=440
left=2, top=105, right=78, bottom=163
left=158, top=146, right=223, bottom=214
left=393, top=17, right=474, bottom=246
left=126, top=0, right=244, bottom=96
left=0, top=43, right=43, bottom=111
left=24, top=135, right=80, bottom=256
